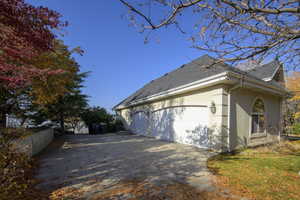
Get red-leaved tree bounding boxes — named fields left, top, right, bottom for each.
left=0, top=0, right=66, bottom=89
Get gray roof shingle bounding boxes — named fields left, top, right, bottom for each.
left=247, top=60, right=280, bottom=80
left=115, top=55, right=282, bottom=108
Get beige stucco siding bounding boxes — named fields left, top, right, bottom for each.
left=229, top=88, right=281, bottom=150
left=118, top=83, right=283, bottom=151
left=118, top=85, right=228, bottom=150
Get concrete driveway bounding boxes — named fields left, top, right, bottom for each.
left=35, top=133, right=216, bottom=199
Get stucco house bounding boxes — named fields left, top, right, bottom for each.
left=113, top=55, right=288, bottom=151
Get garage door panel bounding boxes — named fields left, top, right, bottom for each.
left=130, top=112, right=148, bottom=135
left=151, top=107, right=210, bottom=148
left=151, top=109, right=175, bottom=141
left=174, top=123, right=209, bottom=146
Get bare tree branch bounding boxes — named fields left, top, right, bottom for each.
left=120, top=0, right=204, bottom=29
left=221, top=0, right=300, bottom=14
left=118, top=0, right=300, bottom=69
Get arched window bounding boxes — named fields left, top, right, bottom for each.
left=251, top=98, right=265, bottom=134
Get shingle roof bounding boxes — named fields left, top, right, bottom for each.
left=247, top=60, right=280, bottom=80
left=115, top=55, right=282, bottom=108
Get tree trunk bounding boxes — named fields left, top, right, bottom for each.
left=0, top=113, right=7, bottom=128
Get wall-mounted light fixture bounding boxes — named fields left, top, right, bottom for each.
left=210, top=102, right=216, bottom=114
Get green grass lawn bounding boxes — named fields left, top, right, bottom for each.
left=208, top=140, right=300, bottom=200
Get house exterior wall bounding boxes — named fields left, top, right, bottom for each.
left=118, top=83, right=283, bottom=151
left=229, top=88, right=282, bottom=150
left=118, top=85, right=229, bottom=151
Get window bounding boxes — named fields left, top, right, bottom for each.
left=251, top=99, right=265, bottom=134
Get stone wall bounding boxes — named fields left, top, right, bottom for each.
left=13, top=129, right=54, bottom=157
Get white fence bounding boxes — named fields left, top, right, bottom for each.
left=6, top=114, right=32, bottom=128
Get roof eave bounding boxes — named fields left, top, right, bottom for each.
left=114, top=71, right=288, bottom=111
left=227, top=71, right=288, bottom=96
left=114, top=72, right=231, bottom=110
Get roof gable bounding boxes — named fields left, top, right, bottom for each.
left=245, top=60, right=281, bottom=80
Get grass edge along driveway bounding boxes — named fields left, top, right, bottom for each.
left=208, top=140, right=300, bottom=200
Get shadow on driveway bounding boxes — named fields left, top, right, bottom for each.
left=35, top=133, right=215, bottom=199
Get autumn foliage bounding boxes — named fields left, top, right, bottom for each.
left=30, top=40, right=83, bottom=105
left=0, top=129, right=47, bottom=200
left=0, top=1, right=86, bottom=199
left=287, top=72, right=300, bottom=100
left=286, top=72, right=300, bottom=119
left=0, top=0, right=66, bottom=89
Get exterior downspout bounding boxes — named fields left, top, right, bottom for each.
left=227, top=75, right=244, bottom=151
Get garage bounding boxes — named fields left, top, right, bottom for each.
left=129, top=111, right=149, bottom=136
left=129, top=106, right=210, bottom=148
left=151, top=106, right=210, bottom=148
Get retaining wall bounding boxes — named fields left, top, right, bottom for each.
left=13, top=129, right=54, bottom=157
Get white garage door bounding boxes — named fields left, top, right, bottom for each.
left=150, top=106, right=210, bottom=148
left=130, top=111, right=149, bottom=136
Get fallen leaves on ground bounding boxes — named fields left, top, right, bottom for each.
left=50, top=187, right=85, bottom=200
left=89, top=179, right=232, bottom=200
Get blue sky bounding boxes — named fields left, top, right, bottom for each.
left=27, top=1, right=206, bottom=111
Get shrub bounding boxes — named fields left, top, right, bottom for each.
left=291, top=123, right=300, bottom=135
left=0, top=128, right=42, bottom=200
left=107, top=119, right=125, bottom=133
left=114, top=119, right=125, bottom=131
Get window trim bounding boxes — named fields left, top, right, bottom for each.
left=249, top=97, right=267, bottom=138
